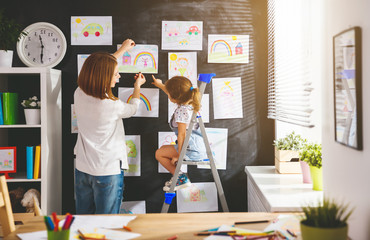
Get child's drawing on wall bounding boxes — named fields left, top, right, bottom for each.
left=71, top=16, right=112, bottom=45
left=177, top=183, right=218, bottom=213
left=168, top=52, right=197, bottom=86
left=118, top=88, right=159, bottom=118
left=117, top=44, right=158, bottom=74
left=212, top=77, right=243, bottom=119
left=208, top=34, right=249, bottom=63
left=162, top=21, right=203, bottom=50
left=124, top=135, right=141, bottom=177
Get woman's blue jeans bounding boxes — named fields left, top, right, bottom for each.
left=75, top=168, right=124, bottom=214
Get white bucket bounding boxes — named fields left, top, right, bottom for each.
left=0, top=50, right=13, bottom=67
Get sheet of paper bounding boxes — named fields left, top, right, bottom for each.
left=168, top=52, right=197, bottom=86
left=117, top=44, right=158, bottom=74
left=204, top=225, right=267, bottom=240
left=212, top=77, right=243, bottom=119
left=198, top=128, right=228, bottom=170
left=158, top=131, right=187, bottom=173
left=18, top=215, right=138, bottom=240
left=77, top=54, right=89, bottom=76
left=17, top=228, right=140, bottom=240
left=168, top=94, right=209, bottom=123
left=162, top=21, right=203, bottom=50
left=120, top=200, right=146, bottom=214
left=71, top=104, right=78, bottom=134
left=71, top=16, right=112, bottom=45
left=208, top=34, right=249, bottom=63
left=264, top=214, right=301, bottom=239
left=177, top=182, right=218, bottom=213
left=70, top=215, right=136, bottom=229
left=118, top=88, right=159, bottom=118
left=125, top=135, right=141, bottom=176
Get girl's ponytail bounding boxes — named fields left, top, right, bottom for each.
left=190, top=87, right=201, bottom=112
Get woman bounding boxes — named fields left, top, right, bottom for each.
left=74, top=39, right=146, bottom=214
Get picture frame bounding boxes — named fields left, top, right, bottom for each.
left=333, top=27, right=362, bottom=150
left=0, top=147, right=17, bottom=177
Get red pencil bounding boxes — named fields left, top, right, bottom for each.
left=51, top=212, right=59, bottom=231
left=62, top=215, right=72, bottom=230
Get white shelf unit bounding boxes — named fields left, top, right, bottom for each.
left=245, top=166, right=323, bottom=212
left=0, top=67, right=62, bottom=214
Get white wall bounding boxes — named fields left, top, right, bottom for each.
left=323, top=0, right=370, bottom=239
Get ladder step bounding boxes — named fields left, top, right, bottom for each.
left=183, top=160, right=210, bottom=165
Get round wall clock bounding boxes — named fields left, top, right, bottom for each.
left=17, top=22, right=67, bottom=68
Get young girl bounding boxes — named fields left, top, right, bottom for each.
left=74, top=39, right=146, bottom=214
left=152, top=75, right=207, bottom=191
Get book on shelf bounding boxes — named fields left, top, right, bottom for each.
left=0, top=93, right=3, bottom=125
left=2, top=92, right=18, bottom=125
left=26, top=146, right=34, bottom=179
left=33, top=145, right=41, bottom=179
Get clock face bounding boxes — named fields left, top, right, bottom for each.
left=17, top=22, right=67, bottom=68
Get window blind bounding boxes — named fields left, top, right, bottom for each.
left=267, top=0, right=314, bottom=127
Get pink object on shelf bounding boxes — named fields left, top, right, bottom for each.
left=300, top=160, right=312, bottom=183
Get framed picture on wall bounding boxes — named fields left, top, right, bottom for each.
left=333, top=26, right=362, bottom=150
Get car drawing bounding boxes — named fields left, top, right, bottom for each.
left=82, top=23, right=104, bottom=37
left=186, top=26, right=200, bottom=35
left=168, top=28, right=179, bottom=37
left=179, top=39, right=189, bottom=45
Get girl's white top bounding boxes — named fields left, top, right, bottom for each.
left=74, top=87, right=140, bottom=176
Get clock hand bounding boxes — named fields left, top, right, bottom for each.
left=39, top=35, right=44, bottom=64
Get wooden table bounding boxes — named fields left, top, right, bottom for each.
left=5, top=212, right=284, bottom=240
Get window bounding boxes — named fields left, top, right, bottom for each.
left=267, top=0, right=314, bottom=127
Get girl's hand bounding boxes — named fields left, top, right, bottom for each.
left=121, top=39, right=135, bottom=51
left=134, top=72, right=146, bottom=87
left=151, top=75, right=163, bottom=87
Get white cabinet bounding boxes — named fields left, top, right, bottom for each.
left=245, top=166, right=323, bottom=212
left=0, top=67, right=61, bottom=214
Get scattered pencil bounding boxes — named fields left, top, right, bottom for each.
left=286, top=229, right=297, bottom=238
left=195, top=230, right=236, bottom=236
left=234, top=220, right=270, bottom=225
left=167, top=235, right=178, bottom=240
left=123, top=225, right=132, bottom=232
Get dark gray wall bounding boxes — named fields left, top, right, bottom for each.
left=3, top=0, right=273, bottom=213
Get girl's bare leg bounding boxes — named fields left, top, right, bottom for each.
left=155, top=145, right=178, bottom=174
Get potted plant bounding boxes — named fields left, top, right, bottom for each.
left=21, top=96, right=41, bottom=125
left=300, top=198, right=354, bottom=240
left=0, top=9, right=27, bottom=67
left=273, top=131, right=306, bottom=173
left=299, top=142, right=322, bottom=190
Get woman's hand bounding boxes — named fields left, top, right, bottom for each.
left=121, top=39, right=135, bottom=51
left=151, top=75, right=163, bottom=88
left=134, top=73, right=146, bottom=87
left=113, top=39, right=135, bottom=58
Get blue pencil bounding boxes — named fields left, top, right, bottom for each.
left=44, top=216, right=54, bottom=230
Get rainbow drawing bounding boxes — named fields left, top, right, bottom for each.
left=210, top=40, right=232, bottom=56
left=127, top=93, right=152, bottom=111
left=133, top=52, right=157, bottom=69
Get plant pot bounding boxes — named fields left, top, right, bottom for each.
left=300, top=222, right=348, bottom=240
left=0, top=50, right=13, bottom=67
left=24, top=109, right=41, bottom=125
left=274, top=147, right=299, bottom=162
left=309, top=165, right=323, bottom=191
left=300, top=160, right=312, bottom=183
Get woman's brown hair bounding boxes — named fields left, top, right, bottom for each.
left=77, top=52, right=118, bottom=100
left=165, top=76, right=201, bottom=112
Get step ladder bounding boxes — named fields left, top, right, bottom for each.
left=161, top=73, right=229, bottom=213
